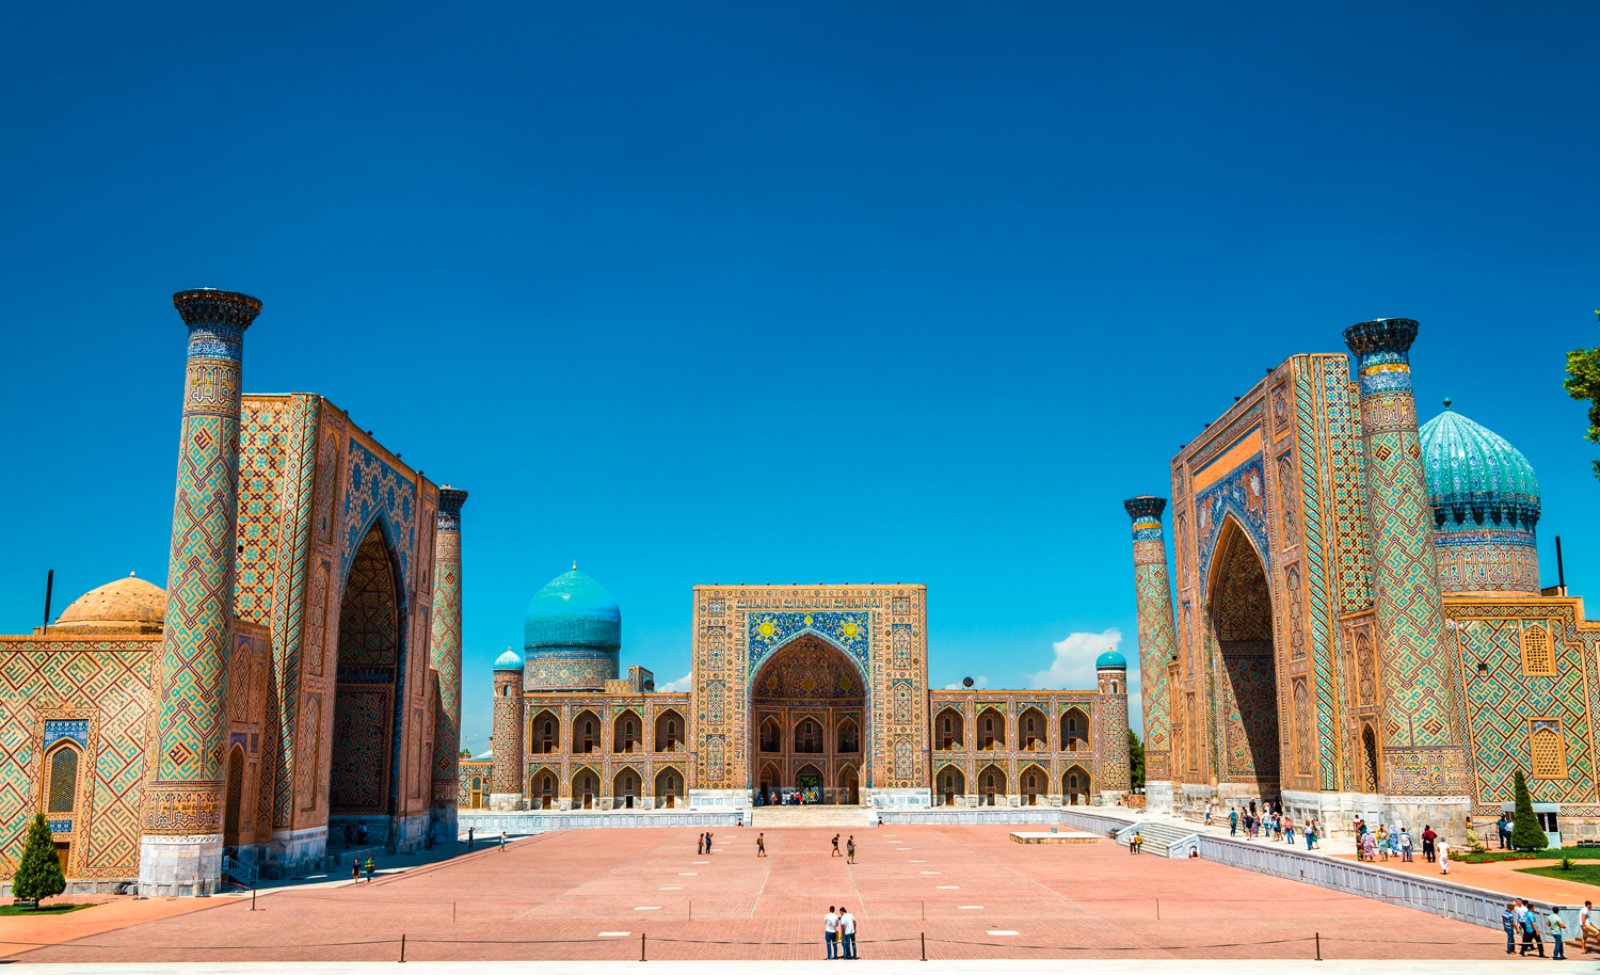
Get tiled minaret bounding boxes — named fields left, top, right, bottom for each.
left=1124, top=496, right=1176, bottom=812
left=490, top=649, right=525, bottom=811
left=429, top=486, right=468, bottom=840
left=1343, top=318, right=1471, bottom=830
left=140, top=288, right=261, bottom=896
left=1096, top=652, right=1132, bottom=799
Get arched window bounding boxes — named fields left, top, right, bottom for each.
left=45, top=745, right=79, bottom=813
left=1531, top=720, right=1567, bottom=779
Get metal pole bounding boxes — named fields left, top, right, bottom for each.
left=640, top=931, right=647, bottom=962
left=1557, top=535, right=1566, bottom=589
left=921, top=931, right=926, bottom=962
left=42, top=569, right=53, bottom=630
left=250, top=886, right=256, bottom=911
left=1156, top=897, right=1160, bottom=919
left=1315, top=931, right=1321, bottom=961
left=400, top=933, right=406, bottom=963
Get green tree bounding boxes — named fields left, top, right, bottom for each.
left=1564, top=312, right=1600, bottom=480
left=1510, top=770, right=1549, bottom=852
left=1128, top=730, right=1145, bottom=791
left=12, top=814, right=66, bottom=906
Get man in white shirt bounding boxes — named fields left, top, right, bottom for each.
left=839, top=906, right=857, bottom=959
left=824, top=906, right=839, bottom=960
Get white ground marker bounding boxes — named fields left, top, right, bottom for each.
left=599, top=932, right=631, bottom=938
left=679, top=872, right=698, bottom=876
left=986, top=930, right=1018, bottom=936
left=937, top=885, right=959, bottom=889
left=959, top=905, right=984, bottom=910
left=635, top=906, right=661, bottom=911
left=921, top=871, right=940, bottom=875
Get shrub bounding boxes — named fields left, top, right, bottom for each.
left=1510, top=771, right=1549, bottom=852
left=12, top=815, right=66, bottom=906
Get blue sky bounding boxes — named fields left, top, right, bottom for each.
left=1, top=3, right=1595, bottom=754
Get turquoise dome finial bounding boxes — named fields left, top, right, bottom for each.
left=494, top=648, right=523, bottom=671
left=1096, top=649, right=1127, bottom=670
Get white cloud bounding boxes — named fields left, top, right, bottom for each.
left=657, top=672, right=693, bottom=693
left=943, top=675, right=989, bottom=690
left=1028, top=628, right=1123, bottom=690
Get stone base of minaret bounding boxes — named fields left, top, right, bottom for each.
left=1383, top=795, right=1474, bottom=846
left=430, top=804, right=458, bottom=846
left=489, top=793, right=525, bottom=812
left=138, top=833, right=223, bottom=897
left=1143, top=779, right=1175, bottom=813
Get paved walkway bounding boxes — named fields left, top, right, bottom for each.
left=0, top=959, right=1542, bottom=974
left=1, top=825, right=1507, bottom=963
left=1104, top=805, right=1600, bottom=906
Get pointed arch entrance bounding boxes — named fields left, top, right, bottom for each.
left=329, top=520, right=407, bottom=844
left=1205, top=519, right=1281, bottom=803
left=749, top=635, right=867, bottom=805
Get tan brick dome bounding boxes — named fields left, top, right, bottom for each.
left=53, top=573, right=167, bottom=634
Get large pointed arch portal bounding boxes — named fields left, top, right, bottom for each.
left=328, top=519, right=407, bottom=844
left=749, top=635, right=867, bottom=805
left=1205, top=517, right=1281, bottom=803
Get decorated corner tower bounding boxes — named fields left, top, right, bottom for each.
left=1343, top=318, right=1472, bottom=827
left=1095, top=650, right=1132, bottom=800
left=429, top=486, right=469, bottom=840
left=140, top=289, right=261, bottom=896
left=490, top=650, right=525, bottom=810
left=1123, top=496, right=1176, bottom=811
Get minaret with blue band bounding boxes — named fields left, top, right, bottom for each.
left=429, top=486, right=468, bottom=839
left=1343, top=318, right=1471, bottom=831
left=1124, top=496, right=1177, bottom=812
left=141, top=288, right=260, bottom=896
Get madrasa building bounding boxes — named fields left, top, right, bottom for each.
left=472, top=574, right=1133, bottom=812
left=0, top=289, right=467, bottom=896
left=1126, top=317, right=1600, bottom=841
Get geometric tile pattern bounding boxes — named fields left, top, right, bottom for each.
left=692, top=586, right=928, bottom=793
left=145, top=290, right=260, bottom=835
left=1125, top=497, right=1176, bottom=783
left=430, top=488, right=466, bottom=805
left=0, top=640, right=154, bottom=877
left=1344, top=319, right=1468, bottom=796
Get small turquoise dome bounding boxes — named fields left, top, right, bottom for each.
left=524, top=568, right=622, bottom=650
left=1096, top=649, right=1127, bottom=670
left=1418, top=403, right=1540, bottom=530
left=494, top=649, right=523, bottom=671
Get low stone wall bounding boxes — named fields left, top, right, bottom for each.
left=459, top=810, right=745, bottom=836
left=1195, top=834, right=1581, bottom=931
left=879, top=808, right=1067, bottom=826
left=1058, top=808, right=1139, bottom=834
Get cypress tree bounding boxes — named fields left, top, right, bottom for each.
left=1509, top=770, right=1549, bottom=852
left=12, top=814, right=66, bottom=906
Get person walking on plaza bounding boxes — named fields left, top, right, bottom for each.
left=840, top=904, right=857, bottom=959
left=1399, top=828, right=1413, bottom=863
left=832, top=833, right=842, bottom=857
left=1130, top=831, right=1141, bottom=855
left=1520, top=900, right=1546, bottom=957
left=1498, top=814, right=1512, bottom=850
left=1437, top=837, right=1451, bottom=875
left=364, top=856, right=375, bottom=883
left=467, top=826, right=475, bottom=850
left=1282, top=816, right=1294, bottom=845
left=706, top=832, right=714, bottom=854
left=847, top=836, right=856, bottom=863
left=824, top=905, right=840, bottom=960
left=697, top=832, right=705, bottom=855
left=499, top=831, right=507, bottom=852
left=351, top=857, right=361, bottom=882
left=1228, top=807, right=1238, bottom=837
left=1204, top=802, right=1212, bottom=827
left=1548, top=906, right=1568, bottom=960
left=1421, top=824, right=1437, bottom=863
left=1581, top=900, right=1598, bottom=945
left=757, top=832, right=767, bottom=857
left=1361, top=830, right=1377, bottom=863
left=1503, top=903, right=1520, bottom=955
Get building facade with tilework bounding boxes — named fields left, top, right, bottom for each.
left=1128, top=317, right=1600, bottom=842
left=485, top=574, right=1131, bottom=811
left=0, top=289, right=463, bottom=896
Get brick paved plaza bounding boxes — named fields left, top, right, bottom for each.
left=3, top=826, right=1511, bottom=963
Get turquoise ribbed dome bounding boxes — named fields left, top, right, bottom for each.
left=524, top=568, right=621, bottom=650
left=493, top=649, right=523, bottom=670
left=1418, top=403, right=1540, bottom=530
left=1096, top=649, right=1127, bottom=670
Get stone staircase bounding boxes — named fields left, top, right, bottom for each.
left=1119, top=820, right=1200, bottom=858
left=750, top=806, right=877, bottom=829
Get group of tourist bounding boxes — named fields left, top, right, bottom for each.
left=828, top=833, right=857, bottom=862
left=696, top=831, right=716, bottom=855
left=1350, top=818, right=1453, bottom=874
left=1500, top=898, right=1591, bottom=959
left=823, top=904, right=859, bottom=959
left=1217, top=801, right=1320, bottom=850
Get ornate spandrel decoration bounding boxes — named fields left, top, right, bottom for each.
left=747, top=612, right=869, bottom=674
